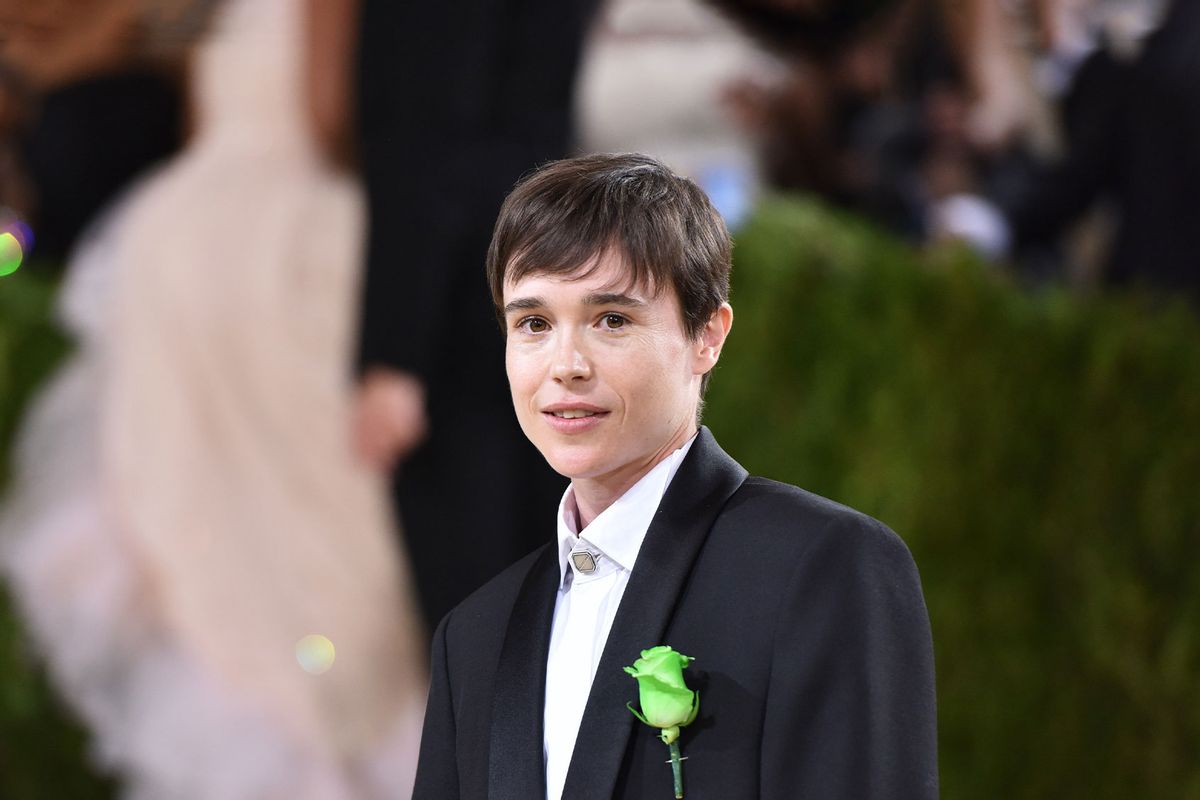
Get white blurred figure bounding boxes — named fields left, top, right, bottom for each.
left=574, top=0, right=781, bottom=228
left=0, top=0, right=426, bottom=797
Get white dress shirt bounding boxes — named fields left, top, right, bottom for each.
left=543, top=435, right=696, bottom=800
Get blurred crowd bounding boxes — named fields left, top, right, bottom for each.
left=697, top=0, right=1195, bottom=297
left=3, top=0, right=1195, bottom=294
left=0, top=0, right=1195, bottom=796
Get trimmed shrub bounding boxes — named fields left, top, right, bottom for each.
left=0, top=268, right=115, bottom=798
left=705, top=197, right=1200, bottom=799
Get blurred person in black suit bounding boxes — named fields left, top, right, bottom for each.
left=999, top=0, right=1200, bottom=297
left=926, top=0, right=1200, bottom=298
left=353, top=0, right=600, bottom=634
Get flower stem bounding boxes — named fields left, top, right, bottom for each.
left=669, top=741, right=683, bottom=798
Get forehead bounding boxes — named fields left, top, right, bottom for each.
left=502, top=250, right=667, bottom=302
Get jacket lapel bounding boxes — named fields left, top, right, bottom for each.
left=488, top=544, right=560, bottom=798
left=560, top=428, right=748, bottom=798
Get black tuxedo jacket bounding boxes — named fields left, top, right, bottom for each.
left=413, top=429, right=938, bottom=799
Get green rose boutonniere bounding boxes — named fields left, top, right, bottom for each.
left=624, top=645, right=700, bottom=799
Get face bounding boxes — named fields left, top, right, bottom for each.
left=503, top=252, right=731, bottom=496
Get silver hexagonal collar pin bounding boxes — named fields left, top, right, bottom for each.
left=570, top=550, right=598, bottom=575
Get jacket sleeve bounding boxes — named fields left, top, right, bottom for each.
left=759, top=516, right=939, bottom=798
left=412, top=613, right=461, bottom=799
left=354, top=1, right=480, bottom=380
left=353, top=0, right=597, bottom=379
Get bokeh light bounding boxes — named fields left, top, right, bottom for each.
left=9, top=220, right=33, bottom=252
left=0, top=232, right=22, bottom=277
left=295, top=634, right=336, bottom=675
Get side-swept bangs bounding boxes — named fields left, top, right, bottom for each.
left=486, top=154, right=731, bottom=340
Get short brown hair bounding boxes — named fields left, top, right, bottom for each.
left=486, top=153, right=732, bottom=343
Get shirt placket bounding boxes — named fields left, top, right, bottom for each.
left=544, top=555, right=619, bottom=800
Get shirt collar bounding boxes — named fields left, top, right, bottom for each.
left=554, top=433, right=697, bottom=588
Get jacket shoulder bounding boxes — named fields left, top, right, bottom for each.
left=719, top=475, right=914, bottom=565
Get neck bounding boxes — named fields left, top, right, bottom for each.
left=571, top=424, right=696, bottom=529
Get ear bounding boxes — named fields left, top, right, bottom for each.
left=692, top=303, right=733, bottom=377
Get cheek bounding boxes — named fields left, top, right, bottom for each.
left=642, top=343, right=698, bottom=414
left=504, top=347, right=528, bottom=393
left=505, top=348, right=534, bottom=397
left=621, top=347, right=687, bottom=409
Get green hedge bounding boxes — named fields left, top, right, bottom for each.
left=2, top=200, right=1198, bottom=797
left=0, top=268, right=116, bottom=798
left=0, top=269, right=70, bottom=490
left=705, top=198, right=1200, bottom=799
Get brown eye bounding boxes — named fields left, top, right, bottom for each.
left=603, top=314, right=626, bottom=330
left=524, top=318, right=548, bottom=333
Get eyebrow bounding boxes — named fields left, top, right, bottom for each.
left=502, top=291, right=647, bottom=316
left=583, top=291, right=647, bottom=309
left=503, top=296, right=546, bottom=315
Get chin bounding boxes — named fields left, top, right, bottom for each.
left=539, top=443, right=611, bottom=481
left=543, top=454, right=599, bottom=481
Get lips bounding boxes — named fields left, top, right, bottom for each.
left=550, top=409, right=597, bottom=419
left=541, top=402, right=609, bottom=433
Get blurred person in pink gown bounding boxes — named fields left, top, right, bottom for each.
left=0, top=0, right=426, bottom=797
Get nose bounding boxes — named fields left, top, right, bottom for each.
left=551, top=330, right=592, bottom=383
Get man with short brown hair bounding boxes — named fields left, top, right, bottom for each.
left=414, top=153, right=938, bottom=799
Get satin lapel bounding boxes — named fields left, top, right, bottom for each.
left=561, top=428, right=749, bottom=798
left=488, top=544, right=560, bottom=798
